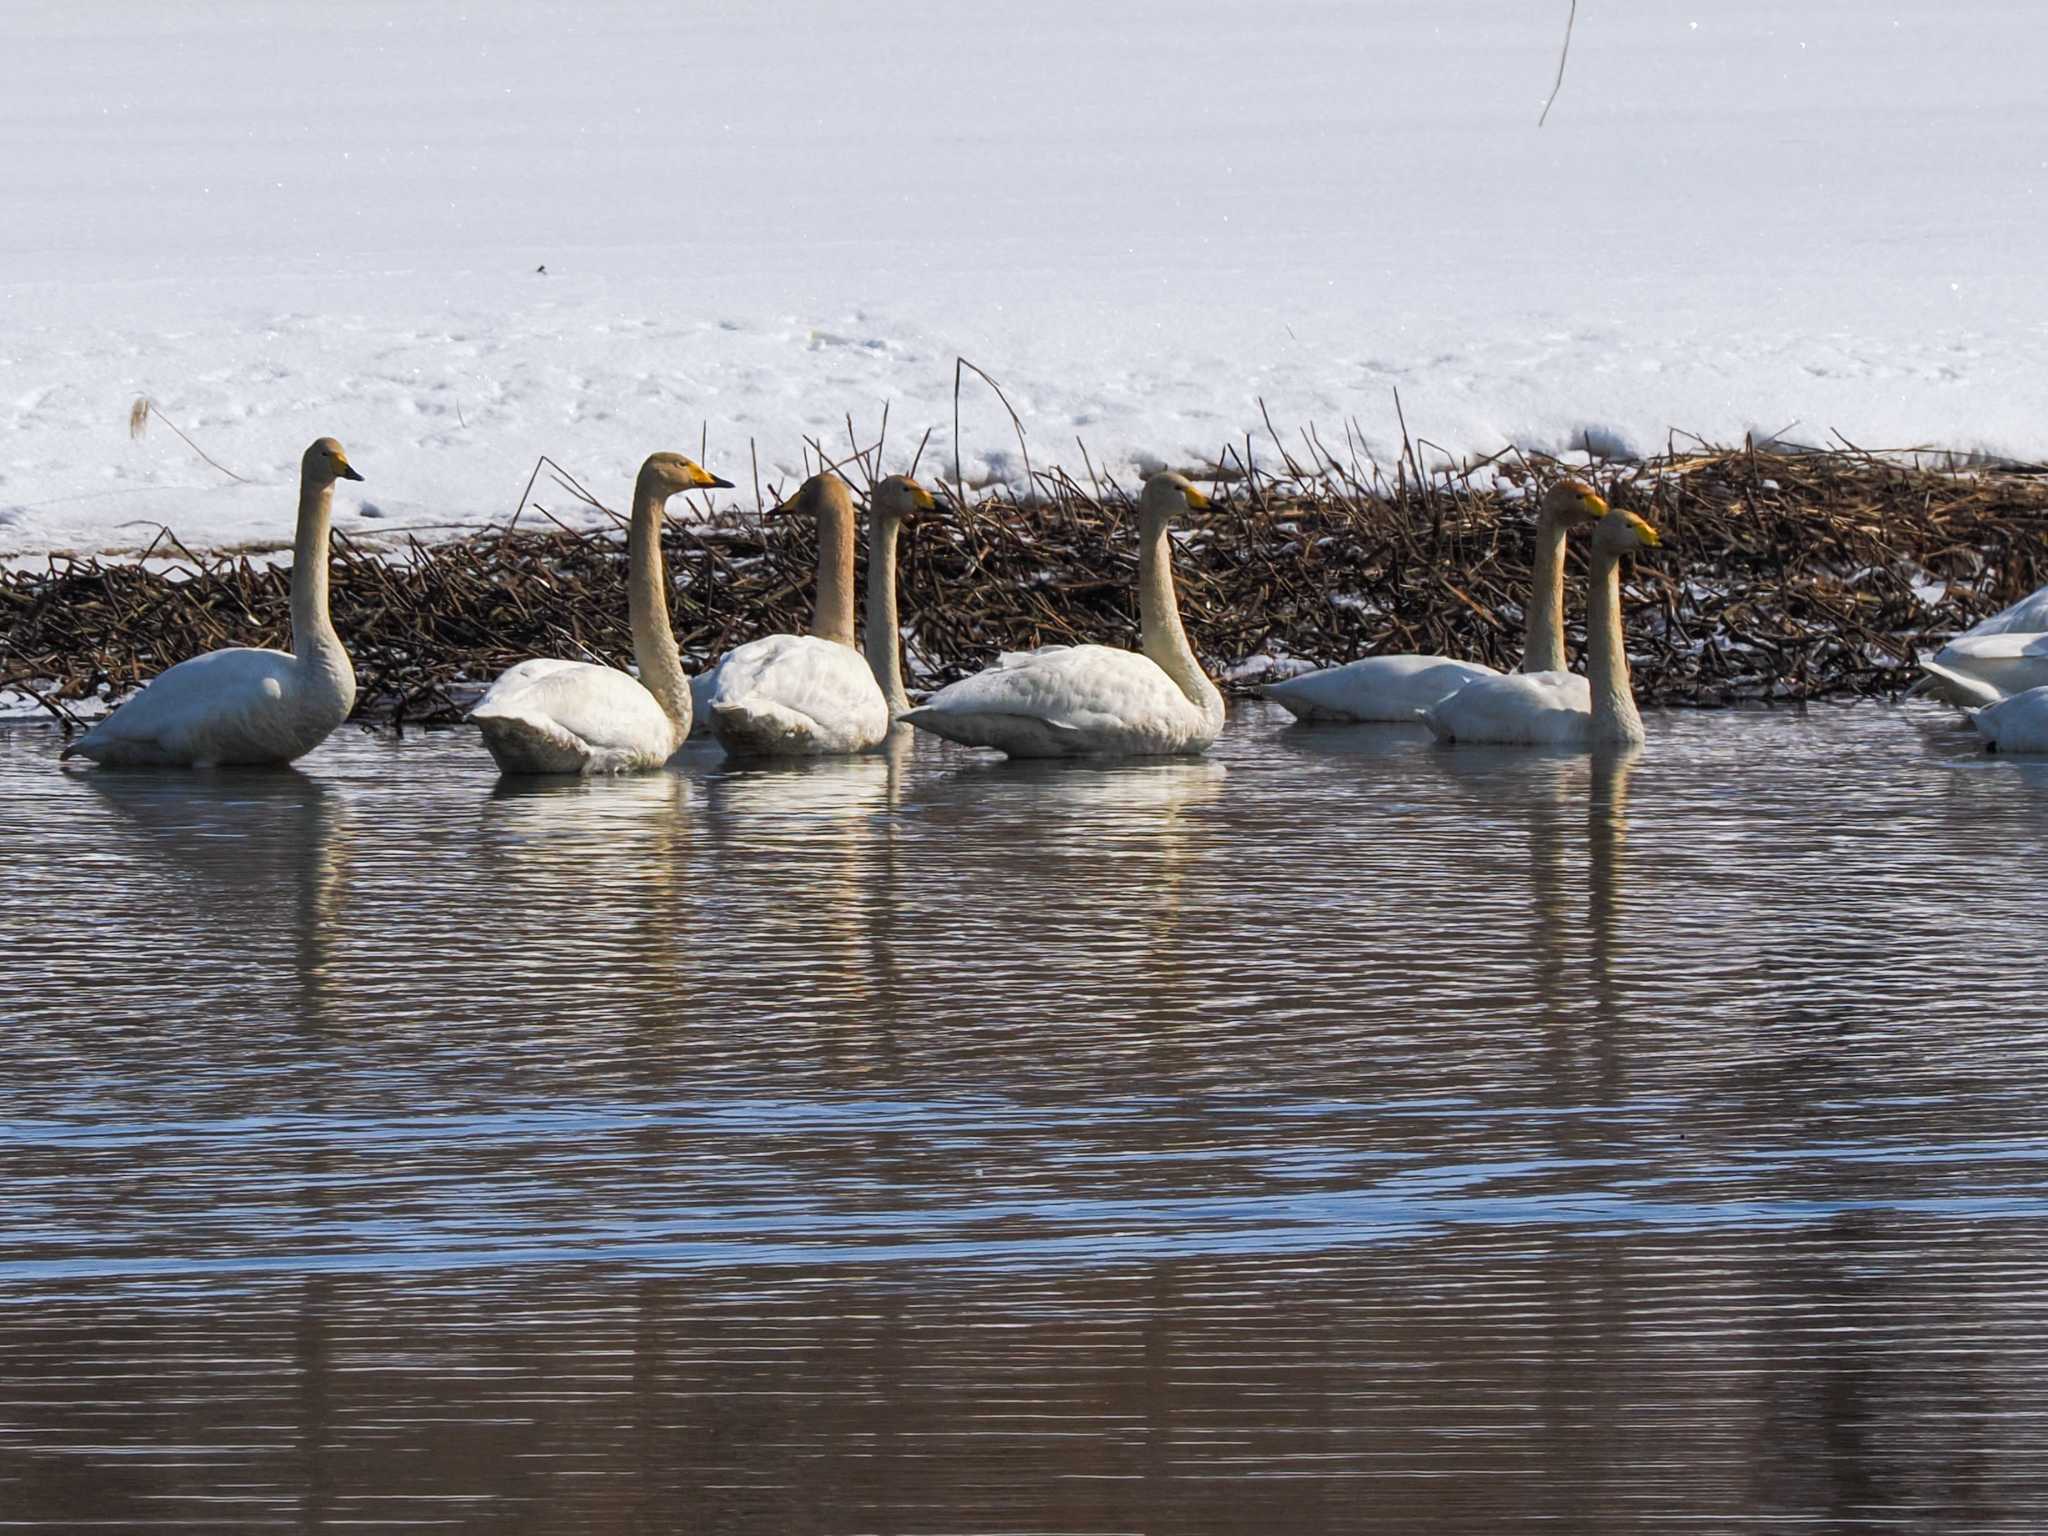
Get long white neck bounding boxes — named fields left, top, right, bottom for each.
left=865, top=514, right=909, bottom=714
left=1584, top=548, right=1645, bottom=744
left=813, top=490, right=858, bottom=648
left=627, top=474, right=691, bottom=740
left=1521, top=511, right=1572, bottom=674
left=290, top=471, right=353, bottom=700
left=1138, top=510, right=1223, bottom=729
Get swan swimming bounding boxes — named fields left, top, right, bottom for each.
left=1258, top=478, right=1611, bottom=721
left=697, top=473, right=931, bottom=757
left=470, top=451, right=730, bottom=774
left=1910, top=580, right=2048, bottom=707
left=61, top=437, right=363, bottom=768
left=1422, top=504, right=1662, bottom=747
left=900, top=471, right=1224, bottom=758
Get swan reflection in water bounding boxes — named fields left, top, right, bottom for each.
left=82, top=765, right=347, bottom=1017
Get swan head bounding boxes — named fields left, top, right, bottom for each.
left=872, top=474, right=935, bottom=527
left=637, top=452, right=733, bottom=499
left=1139, top=470, right=1211, bottom=523
left=305, top=437, right=363, bottom=483
left=1590, top=505, right=1661, bottom=558
left=1538, top=478, right=1607, bottom=528
left=769, top=472, right=855, bottom=521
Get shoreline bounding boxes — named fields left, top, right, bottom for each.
left=6, top=446, right=2045, bottom=728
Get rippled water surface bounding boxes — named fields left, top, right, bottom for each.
left=6, top=702, right=2048, bottom=1532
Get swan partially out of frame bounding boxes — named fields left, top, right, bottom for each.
left=900, top=471, right=1224, bottom=758
left=471, top=451, right=730, bottom=774
left=699, top=473, right=931, bottom=756
left=1422, top=505, right=1662, bottom=748
left=62, top=437, right=364, bottom=768
left=1257, top=479, right=1611, bottom=722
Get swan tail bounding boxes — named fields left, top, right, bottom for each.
left=1915, top=658, right=2004, bottom=711
left=710, top=698, right=825, bottom=757
left=471, top=708, right=592, bottom=775
left=897, top=705, right=1087, bottom=757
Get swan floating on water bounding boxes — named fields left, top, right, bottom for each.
left=1422, top=505, right=1662, bottom=748
left=1911, top=581, right=2048, bottom=707
left=61, top=437, right=363, bottom=768
left=471, top=451, right=730, bottom=774
left=1257, top=479, right=1610, bottom=722
left=1952, top=684, right=2048, bottom=753
left=900, top=471, right=1224, bottom=758
left=697, top=473, right=930, bottom=757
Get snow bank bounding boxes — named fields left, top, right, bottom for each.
left=4, top=1, right=2043, bottom=553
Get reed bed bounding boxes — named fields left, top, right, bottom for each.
left=7, top=440, right=2048, bottom=729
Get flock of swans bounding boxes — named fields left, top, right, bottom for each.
left=51, top=434, right=2043, bottom=771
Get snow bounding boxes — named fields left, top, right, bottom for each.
left=5, top=1, right=2046, bottom=554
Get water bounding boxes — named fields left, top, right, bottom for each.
left=5, top=701, right=2048, bottom=1532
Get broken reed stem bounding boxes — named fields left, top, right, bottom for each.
left=128, top=397, right=251, bottom=484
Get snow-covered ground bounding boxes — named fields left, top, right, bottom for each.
left=5, top=1, right=2044, bottom=554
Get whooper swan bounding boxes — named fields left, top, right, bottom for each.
left=699, top=473, right=932, bottom=757
left=900, top=471, right=1224, bottom=758
left=61, top=438, right=364, bottom=768
left=1911, top=580, right=2048, bottom=708
left=1954, top=684, right=2048, bottom=753
left=471, top=452, right=730, bottom=774
left=1422, top=505, right=1661, bottom=747
left=1257, top=479, right=1610, bottom=721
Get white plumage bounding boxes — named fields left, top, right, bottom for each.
left=1258, top=480, right=1609, bottom=722
left=1960, top=684, right=2048, bottom=753
left=472, top=451, right=728, bottom=775
left=1257, top=655, right=1500, bottom=723
left=1912, top=583, right=2048, bottom=706
left=472, top=658, right=684, bottom=775
left=698, top=473, right=930, bottom=758
left=902, top=643, right=1219, bottom=758
left=902, top=472, right=1223, bottom=759
left=1420, top=669, right=1594, bottom=746
left=61, top=437, right=361, bottom=768
left=701, top=632, right=890, bottom=756
left=1423, top=506, right=1661, bottom=749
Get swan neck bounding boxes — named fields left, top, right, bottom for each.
left=813, top=490, right=858, bottom=648
left=290, top=472, right=345, bottom=671
left=1521, top=511, right=1571, bottom=674
left=627, top=479, right=690, bottom=738
left=1585, top=549, right=1644, bottom=744
left=865, top=515, right=908, bottom=714
left=1138, top=509, right=1222, bottom=723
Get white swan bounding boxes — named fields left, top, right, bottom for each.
left=1954, top=684, right=2048, bottom=753
left=900, top=471, right=1224, bottom=758
left=1257, top=479, right=1611, bottom=721
left=1911, top=581, right=2048, bottom=706
left=61, top=437, right=363, bottom=767
left=1422, top=505, right=1661, bottom=747
left=470, top=451, right=730, bottom=774
left=698, top=473, right=930, bottom=757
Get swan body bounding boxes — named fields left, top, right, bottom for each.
left=61, top=438, right=361, bottom=767
left=1259, top=480, right=1609, bottom=722
left=1423, top=506, right=1661, bottom=748
left=1961, top=684, right=2048, bottom=753
left=702, top=473, right=930, bottom=758
left=473, top=452, right=729, bottom=774
left=902, top=472, right=1224, bottom=759
left=1258, top=656, right=1500, bottom=722
left=1913, top=631, right=2048, bottom=708
left=1960, top=583, right=2048, bottom=638
left=704, top=633, right=890, bottom=756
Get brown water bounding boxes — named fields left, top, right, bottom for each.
left=5, top=701, right=2048, bottom=1533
